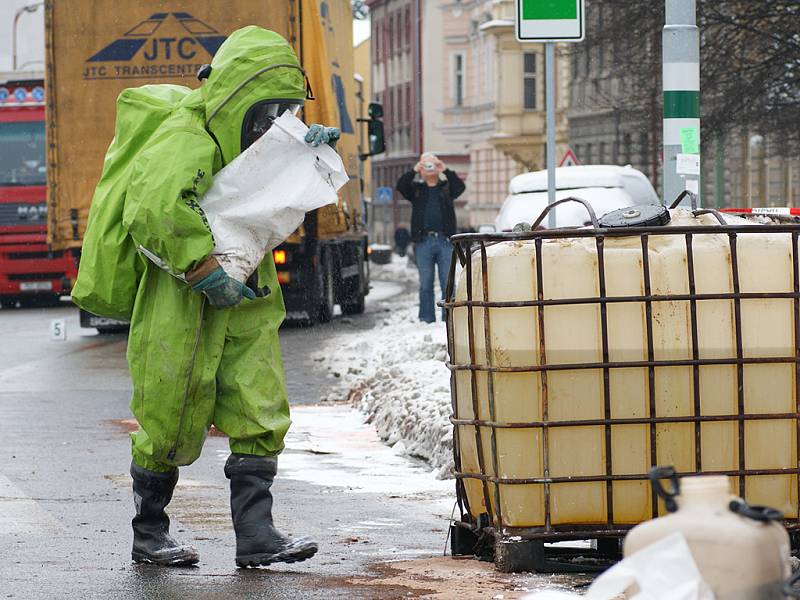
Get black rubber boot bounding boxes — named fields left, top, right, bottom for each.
left=130, top=461, right=199, bottom=566
left=224, top=454, right=318, bottom=568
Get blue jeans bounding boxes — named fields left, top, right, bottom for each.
left=415, top=235, right=452, bottom=323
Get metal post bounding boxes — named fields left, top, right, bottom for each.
left=663, top=0, right=700, bottom=207
left=545, top=42, right=556, bottom=228
left=12, top=3, right=44, bottom=71
left=12, top=8, right=22, bottom=71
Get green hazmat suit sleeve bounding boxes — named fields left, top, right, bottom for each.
left=123, top=128, right=221, bottom=275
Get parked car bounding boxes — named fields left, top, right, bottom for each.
left=493, top=165, right=659, bottom=231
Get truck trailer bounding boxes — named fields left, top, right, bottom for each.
left=44, top=0, right=382, bottom=327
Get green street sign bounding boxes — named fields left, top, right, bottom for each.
left=516, top=0, right=585, bottom=42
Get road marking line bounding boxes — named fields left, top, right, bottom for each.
left=0, top=475, right=64, bottom=535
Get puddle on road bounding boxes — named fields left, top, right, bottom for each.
left=110, top=404, right=449, bottom=505
left=264, top=405, right=453, bottom=503
left=104, top=472, right=230, bottom=534
left=346, top=557, right=589, bottom=599
left=0, top=474, right=65, bottom=535
left=109, top=405, right=450, bottom=504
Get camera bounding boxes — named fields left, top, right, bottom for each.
left=423, top=162, right=436, bottom=171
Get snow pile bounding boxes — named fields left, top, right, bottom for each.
left=371, top=257, right=420, bottom=283
left=278, top=405, right=452, bottom=499
left=314, top=259, right=455, bottom=478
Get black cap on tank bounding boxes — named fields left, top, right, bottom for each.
left=599, top=204, right=671, bottom=228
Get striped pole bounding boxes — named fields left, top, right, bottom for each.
left=663, top=0, right=700, bottom=207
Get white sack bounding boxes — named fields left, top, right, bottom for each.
left=198, top=111, right=349, bottom=282
left=523, top=534, right=715, bottom=600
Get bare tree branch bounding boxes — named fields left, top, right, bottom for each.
left=571, top=0, right=800, bottom=153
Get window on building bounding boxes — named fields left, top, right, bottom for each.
left=399, top=86, right=405, bottom=123
left=405, top=7, right=411, bottom=50
left=586, top=142, right=593, bottom=164
left=389, top=13, right=398, bottom=56
left=406, top=83, right=412, bottom=123
left=599, top=142, right=606, bottom=164
left=623, top=133, right=632, bottom=164
left=453, top=53, right=465, bottom=107
left=385, top=15, right=390, bottom=58
left=583, top=46, right=591, bottom=75
left=639, top=132, right=649, bottom=167
left=571, top=50, right=579, bottom=79
left=596, top=6, right=605, bottom=71
left=523, top=52, right=537, bottom=110
left=373, top=20, right=379, bottom=62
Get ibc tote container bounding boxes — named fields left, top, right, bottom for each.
left=444, top=198, right=800, bottom=568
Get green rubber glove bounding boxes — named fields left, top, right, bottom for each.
left=305, top=124, right=340, bottom=149
left=191, top=267, right=256, bottom=309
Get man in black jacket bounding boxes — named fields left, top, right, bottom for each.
left=396, top=153, right=466, bottom=323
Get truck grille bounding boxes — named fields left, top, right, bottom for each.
left=7, top=251, right=62, bottom=260
left=8, top=272, right=63, bottom=281
left=0, top=203, right=48, bottom=226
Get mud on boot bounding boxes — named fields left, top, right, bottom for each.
left=224, top=454, right=319, bottom=568
left=130, top=461, right=199, bottom=567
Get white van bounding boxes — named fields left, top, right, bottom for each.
left=494, top=165, right=659, bottom=230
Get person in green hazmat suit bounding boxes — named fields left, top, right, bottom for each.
left=115, top=27, right=339, bottom=568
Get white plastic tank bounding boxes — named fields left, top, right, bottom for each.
left=451, top=207, right=799, bottom=529
left=624, top=473, right=791, bottom=599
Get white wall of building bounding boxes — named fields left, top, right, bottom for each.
left=421, top=0, right=445, bottom=154
left=0, top=1, right=45, bottom=74
left=422, top=1, right=475, bottom=160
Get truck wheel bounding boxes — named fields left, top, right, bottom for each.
left=316, top=255, right=334, bottom=323
left=341, top=293, right=365, bottom=315
left=341, top=252, right=366, bottom=315
left=96, top=325, right=130, bottom=335
left=19, top=294, right=61, bottom=308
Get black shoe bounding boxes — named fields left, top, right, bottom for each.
left=130, top=461, right=199, bottom=567
left=224, top=454, right=318, bottom=568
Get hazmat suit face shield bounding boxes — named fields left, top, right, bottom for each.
left=241, top=100, right=304, bottom=151
left=200, top=27, right=308, bottom=165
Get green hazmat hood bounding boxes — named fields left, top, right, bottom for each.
left=202, top=26, right=307, bottom=165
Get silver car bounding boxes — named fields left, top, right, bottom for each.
left=494, top=165, right=660, bottom=231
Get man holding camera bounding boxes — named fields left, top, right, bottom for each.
left=396, top=153, right=465, bottom=323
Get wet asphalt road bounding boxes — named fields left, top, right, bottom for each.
left=0, top=280, right=454, bottom=599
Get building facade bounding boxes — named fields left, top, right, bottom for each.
left=566, top=1, right=662, bottom=192
left=366, top=0, right=421, bottom=241
left=369, top=0, right=571, bottom=230
left=568, top=0, right=799, bottom=208
left=423, top=0, right=570, bottom=227
left=458, top=0, right=570, bottom=226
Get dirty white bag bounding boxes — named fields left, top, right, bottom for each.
left=523, top=534, right=715, bottom=600
left=198, top=111, right=349, bottom=282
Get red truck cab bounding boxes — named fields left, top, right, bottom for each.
left=0, top=77, right=77, bottom=307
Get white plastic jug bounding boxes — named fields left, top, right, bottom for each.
left=624, top=469, right=792, bottom=599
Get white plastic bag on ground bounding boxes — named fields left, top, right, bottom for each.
left=524, top=534, right=715, bottom=600
left=198, top=111, right=349, bottom=282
